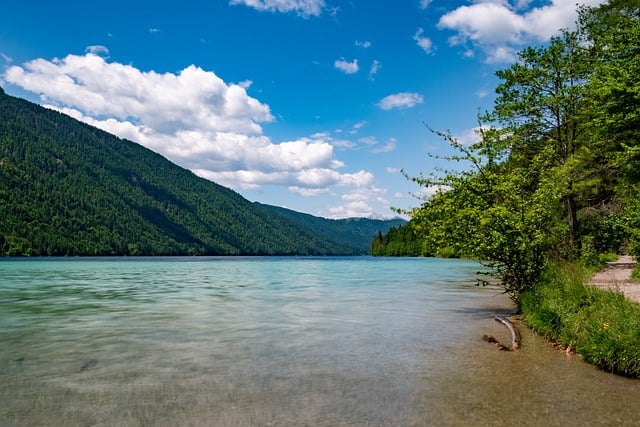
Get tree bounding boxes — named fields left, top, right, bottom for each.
left=378, top=1, right=640, bottom=300
left=407, top=128, right=565, bottom=300
left=579, top=1, right=640, bottom=186
left=485, top=32, right=589, bottom=251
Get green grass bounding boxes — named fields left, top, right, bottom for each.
left=520, top=263, right=640, bottom=378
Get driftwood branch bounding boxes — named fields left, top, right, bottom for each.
left=494, top=315, right=520, bottom=350
left=483, top=315, right=521, bottom=351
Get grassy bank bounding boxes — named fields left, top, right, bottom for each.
left=520, top=263, right=640, bottom=378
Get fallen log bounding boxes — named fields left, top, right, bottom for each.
left=482, top=316, right=521, bottom=351
left=494, top=315, right=520, bottom=350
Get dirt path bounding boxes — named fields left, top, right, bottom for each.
left=588, top=255, right=640, bottom=303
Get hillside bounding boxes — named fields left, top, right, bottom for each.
left=259, top=204, right=406, bottom=253
left=0, top=88, right=394, bottom=256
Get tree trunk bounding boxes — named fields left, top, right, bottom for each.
left=566, top=193, right=578, bottom=250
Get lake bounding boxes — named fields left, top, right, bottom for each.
left=1, top=257, right=640, bottom=426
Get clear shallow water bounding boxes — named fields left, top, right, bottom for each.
left=1, top=257, right=639, bottom=426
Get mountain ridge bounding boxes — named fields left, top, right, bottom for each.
left=0, top=88, right=401, bottom=256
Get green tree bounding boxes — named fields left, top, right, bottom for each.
left=485, top=32, right=589, bottom=250
left=377, top=1, right=640, bottom=300
left=408, top=128, right=565, bottom=299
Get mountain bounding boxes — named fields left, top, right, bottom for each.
left=259, top=204, right=406, bottom=253
left=0, top=88, right=400, bottom=256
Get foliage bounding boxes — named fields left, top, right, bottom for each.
left=521, top=263, right=640, bottom=378
left=261, top=203, right=406, bottom=254
left=375, top=2, right=640, bottom=300
left=371, top=224, right=422, bottom=256
left=402, top=127, right=568, bottom=300
left=0, top=90, right=396, bottom=256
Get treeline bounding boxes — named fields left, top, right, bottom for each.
left=0, top=90, right=397, bottom=256
left=262, top=204, right=406, bottom=254
left=374, top=1, right=640, bottom=299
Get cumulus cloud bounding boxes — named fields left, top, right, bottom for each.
left=329, top=201, right=373, bottom=218
left=438, top=0, right=606, bottom=62
left=2, top=52, right=376, bottom=206
left=229, top=0, right=325, bottom=17
left=377, top=92, right=424, bottom=110
left=334, top=58, right=359, bottom=74
left=328, top=184, right=389, bottom=218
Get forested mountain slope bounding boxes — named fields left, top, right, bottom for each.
left=0, top=88, right=391, bottom=256
left=259, top=204, right=406, bottom=253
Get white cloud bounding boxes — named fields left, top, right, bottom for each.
left=355, top=40, right=371, bottom=48
left=454, top=125, right=492, bottom=146
left=475, top=89, right=489, bottom=99
left=413, top=28, right=434, bottom=54
left=4, top=54, right=272, bottom=134
left=377, top=92, right=424, bottom=110
left=329, top=201, right=374, bottom=218
left=3, top=52, right=380, bottom=203
left=353, top=120, right=367, bottom=130
left=359, top=136, right=378, bottom=146
left=334, top=58, right=359, bottom=74
left=328, top=184, right=389, bottom=219
left=485, top=45, right=517, bottom=63
left=85, top=45, right=109, bottom=57
left=394, top=191, right=408, bottom=199
left=419, top=0, right=432, bottom=9
left=1, top=53, right=12, bottom=64
left=358, top=136, right=396, bottom=153
left=229, top=0, right=326, bottom=17
left=438, top=0, right=607, bottom=62
left=372, top=137, right=397, bottom=154
left=368, top=59, right=381, bottom=80
left=148, top=28, right=160, bottom=33
left=439, top=3, right=524, bottom=45
left=331, top=139, right=357, bottom=149
left=338, top=170, right=375, bottom=187
left=416, top=185, right=451, bottom=199
left=289, top=186, right=330, bottom=196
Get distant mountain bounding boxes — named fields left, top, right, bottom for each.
left=0, top=88, right=401, bottom=256
left=259, top=204, right=406, bottom=253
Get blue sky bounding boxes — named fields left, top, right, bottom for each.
left=0, top=0, right=604, bottom=219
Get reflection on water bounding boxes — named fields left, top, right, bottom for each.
left=1, top=257, right=639, bottom=426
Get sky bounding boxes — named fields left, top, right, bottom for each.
left=0, top=0, right=605, bottom=219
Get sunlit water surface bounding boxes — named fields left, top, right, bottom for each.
left=1, top=257, right=639, bottom=426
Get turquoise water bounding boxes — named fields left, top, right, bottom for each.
left=1, top=257, right=640, bottom=426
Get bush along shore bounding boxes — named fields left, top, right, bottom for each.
left=520, top=261, right=640, bottom=378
